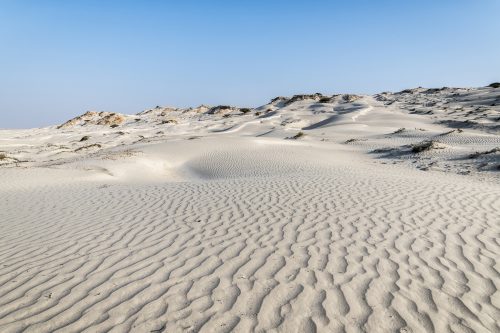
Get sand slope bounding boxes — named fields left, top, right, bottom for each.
left=1, top=87, right=499, bottom=332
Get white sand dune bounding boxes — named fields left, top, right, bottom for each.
left=1, top=86, right=499, bottom=332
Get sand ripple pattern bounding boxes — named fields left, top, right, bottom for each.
left=1, top=163, right=499, bottom=332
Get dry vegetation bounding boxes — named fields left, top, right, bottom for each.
left=287, top=131, right=305, bottom=140
left=411, top=140, right=445, bottom=153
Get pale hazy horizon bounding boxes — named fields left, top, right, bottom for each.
left=1, top=0, right=499, bottom=128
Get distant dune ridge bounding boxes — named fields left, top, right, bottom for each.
left=0, top=85, right=499, bottom=332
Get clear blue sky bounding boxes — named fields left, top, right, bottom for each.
left=1, top=0, right=499, bottom=128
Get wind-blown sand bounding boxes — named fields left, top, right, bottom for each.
left=1, top=86, right=499, bottom=332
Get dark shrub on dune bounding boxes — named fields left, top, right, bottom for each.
left=286, top=131, right=305, bottom=140
left=207, top=105, right=233, bottom=114
left=411, top=140, right=444, bottom=153
left=318, top=96, right=333, bottom=103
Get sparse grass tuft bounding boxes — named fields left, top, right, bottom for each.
left=288, top=131, right=305, bottom=140
left=392, top=128, right=405, bottom=134
left=0, top=153, right=20, bottom=163
left=411, top=140, right=444, bottom=153
left=468, top=147, right=500, bottom=159
left=437, top=129, right=458, bottom=136
left=371, top=147, right=397, bottom=154
left=74, top=144, right=102, bottom=152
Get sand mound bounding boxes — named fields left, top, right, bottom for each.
left=58, top=111, right=127, bottom=129
left=1, top=149, right=499, bottom=332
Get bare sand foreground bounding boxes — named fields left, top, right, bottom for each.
left=1, top=87, right=499, bottom=332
